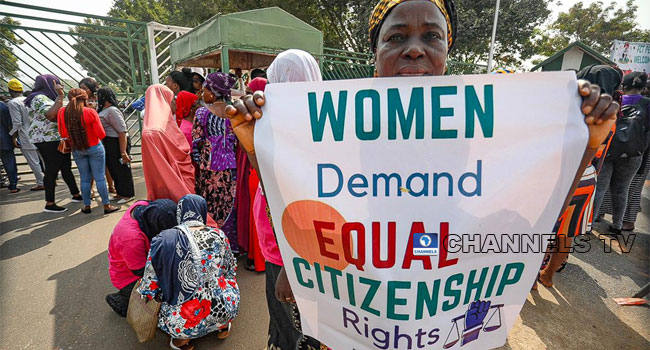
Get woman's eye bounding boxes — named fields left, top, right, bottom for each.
left=423, top=32, right=441, bottom=41
left=388, top=33, right=405, bottom=42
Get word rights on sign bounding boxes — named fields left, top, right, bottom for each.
left=256, top=72, right=587, bottom=350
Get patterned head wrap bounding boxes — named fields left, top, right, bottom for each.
left=369, top=0, right=457, bottom=52
left=176, top=194, right=208, bottom=225
left=203, top=72, right=236, bottom=101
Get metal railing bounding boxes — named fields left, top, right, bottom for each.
left=147, top=22, right=192, bottom=84
left=1, top=1, right=488, bottom=152
left=0, top=0, right=150, bottom=144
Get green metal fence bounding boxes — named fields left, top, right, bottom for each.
left=0, top=0, right=149, bottom=145
left=319, top=48, right=486, bottom=80
left=320, top=48, right=374, bottom=80
left=1, top=1, right=487, bottom=150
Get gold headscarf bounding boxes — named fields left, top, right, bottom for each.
left=369, top=0, right=455, bottom=51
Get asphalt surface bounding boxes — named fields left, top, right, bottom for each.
left=1, top=165, right=648, bottom=350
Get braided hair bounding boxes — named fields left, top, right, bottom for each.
left=97, top=87, right=119, bottom=113
left=65, top=88, right=90, bottom=151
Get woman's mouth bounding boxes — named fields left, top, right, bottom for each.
left=397, top=66, right=430, bottom=76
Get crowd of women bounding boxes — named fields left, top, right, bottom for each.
left=2, top=0, right=648, bottom=349
left=103, top=49, right=325, bottom=349
left=1, top=75, right=135, bottom=214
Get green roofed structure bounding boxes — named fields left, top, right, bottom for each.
left=531, top=41, right=616, bottom=72
left=169, top=7, right=324, bottom=73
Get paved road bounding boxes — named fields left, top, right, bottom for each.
left=1, top=165, right=648, bottom=350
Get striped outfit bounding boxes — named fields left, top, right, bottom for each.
left=599, top=150, right=650, bottom=223
left=554, top=165, right=597, bottom=237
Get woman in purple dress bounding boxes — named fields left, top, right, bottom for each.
left=192, top=72, right=239, bottom=252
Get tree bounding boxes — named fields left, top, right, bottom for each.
left=69, top=18, right=147, bottom=93
left=533, top=0, right=650, bottom=60
left=450, top=0, right=551, bottom=69
left=0, top=17, right=23, bottom=82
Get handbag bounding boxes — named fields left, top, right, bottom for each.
left=126, top=279, right=161, bottom=342
left=57, top=138, right=71, bottom=154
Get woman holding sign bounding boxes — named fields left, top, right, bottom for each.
left=226, top=0, right=619, bottom=223
left=225, top=6, right=621, bottom=344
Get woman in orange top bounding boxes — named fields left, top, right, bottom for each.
left=57, top=88, right=120, bottom=214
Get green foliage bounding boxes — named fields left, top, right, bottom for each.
left=104, top=0, right=554, bottom=68
left=0, top=17, right=24, bottom=81
left=107, top=0, right=376, bottom=52
left=451, top=0, right=551, bottom=69
left=534, top=0, right=650, bottom=58
left=69, top=18, right=149, bottom=93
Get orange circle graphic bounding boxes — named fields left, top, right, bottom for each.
left=281, top=200, right=350, bottom=271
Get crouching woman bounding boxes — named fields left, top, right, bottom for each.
left=138, top=194, right=239, bottom=350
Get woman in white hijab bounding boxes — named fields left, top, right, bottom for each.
left=247, top=49, right=327, bottom=350
left=267, top=49, right=322, bottom=83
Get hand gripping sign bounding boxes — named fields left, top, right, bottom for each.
left=256, top=72, right=587, bottom=350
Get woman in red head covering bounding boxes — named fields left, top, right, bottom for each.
left=172, top=90, right=198, bottom=146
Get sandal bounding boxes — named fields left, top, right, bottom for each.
left=216, top=322, right=232, bottom=339
left=169, top=338, right=194, bottom=350
left=104, top=205, right=120, bottom=214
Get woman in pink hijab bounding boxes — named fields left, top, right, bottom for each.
left=141, top=84, right=196, bottom=203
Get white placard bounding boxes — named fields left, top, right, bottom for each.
left=255, top=72, right=587, bottom=350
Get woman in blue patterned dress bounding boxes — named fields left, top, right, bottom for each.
left=138, top=194, right=239, bottom=350
left=192, top=72, right=239, bottom=253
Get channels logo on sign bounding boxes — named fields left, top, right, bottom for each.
left=413, top=232, right=439, bottom=256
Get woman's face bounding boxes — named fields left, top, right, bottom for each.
left=202, top=86, right=216, bottom=104
left=165, top=76, right=180, bottom=94
left=375, top=1, right=448, bottom=77
left=192, top=76, right=203, bottom=92
left=79, top=83, right=93, bottom=98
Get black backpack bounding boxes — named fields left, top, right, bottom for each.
left=607, top=97, right=650, bottom=159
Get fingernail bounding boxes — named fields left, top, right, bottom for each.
left=254, top=111, right=261, bottom=118
left=246, top=113, right=252, bottom=120
left=583, top=106, right=592, bottom=114
left=585, top=116, right=594, bottom=124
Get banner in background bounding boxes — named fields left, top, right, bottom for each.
left=256, top=72, right=587, bottom=350
left=611, top=40, right=650, bottom=74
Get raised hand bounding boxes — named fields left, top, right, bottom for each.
left=578, top=79, right=619, bottom=150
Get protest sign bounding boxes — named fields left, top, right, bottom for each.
left=255, top=72, right=588, bottom=350
left=611, top=40, right=650, bottom=74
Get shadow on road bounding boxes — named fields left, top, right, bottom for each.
left=48, top=251, right=168, bottom=349
left=47, top=252, right=267, bottom=350
left=516, top=236, right=649, bottom=349
left=0, top=210, right=90, bottom=260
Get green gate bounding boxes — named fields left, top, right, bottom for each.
left=319, top=48, right=486, bottom=80
left=0, top=0, right=150, bottom=145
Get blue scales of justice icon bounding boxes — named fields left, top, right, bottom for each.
left=412, top=232, right=439, bottom=256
